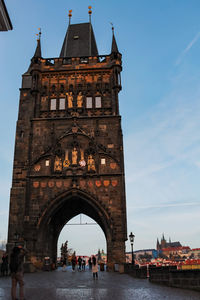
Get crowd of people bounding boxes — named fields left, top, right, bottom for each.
left=0, top=247, right=102, bottom=300
left=61, top=253, right=99, bottom=279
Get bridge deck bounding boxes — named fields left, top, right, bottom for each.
left=0, top=267, right=199, bottom=299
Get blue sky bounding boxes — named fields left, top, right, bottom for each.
left=0, top=0, right=200, bottom=255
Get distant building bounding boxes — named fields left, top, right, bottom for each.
left=189, top=248, right=200, bottom=259
left=156, top=233, right=182, bottom=250
left=162, top=246, right=190, bottom=258
left=126, top=249, right=157, bottom=263
left=0, top=0, right=12, bottom=31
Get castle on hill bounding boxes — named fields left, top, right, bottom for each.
left=156, top=234, right=182, bottom=250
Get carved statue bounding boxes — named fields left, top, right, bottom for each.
left=54, top=156, right=62, bottom=172
left=77, top=92, right=83, bottom=108
left=87, top=154, right=96, bottom=171
left=72, top=147, right=78, bottom=165
left=41, top=96, right=47, bottom=111
left=63, top=150, right=70, bottom=168
left=66, top=92, right=73, bottom=108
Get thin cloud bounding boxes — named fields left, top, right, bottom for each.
left=195, top=161, right=200, bottom=168
left=131, top=202, right=200, bottom=210
left=175, top=31, right=200, bottom=66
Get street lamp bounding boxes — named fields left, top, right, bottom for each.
left=129, top=232, right=135, bottom=265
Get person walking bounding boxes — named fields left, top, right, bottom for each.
left=88, top=257, right=92, bottom=270
left=1, top=252, right=8, bottom=276
left=92, top=255, right=98, bottom=279
left=10, top=245, right=27, bottom=300
left=82, top=257, right=86, bottom=271
left=78, top=256, right=82, bottom=271
left=71, top=253, right=76, bottom=272
left=62, top=257, right=67, bottom=272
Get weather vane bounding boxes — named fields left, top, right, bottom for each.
left=68, top=10, right=72, bottom=25
left=110, top=22, right=114, bottom=34
left=36, top=28, right=41, bottom=41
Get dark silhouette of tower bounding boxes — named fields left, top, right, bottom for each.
left=7, top=11, right=127, bottom=272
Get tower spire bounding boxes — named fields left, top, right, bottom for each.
left=111, top=24, right=119, bottom=54
left=33, top=28, right=42, bottom=58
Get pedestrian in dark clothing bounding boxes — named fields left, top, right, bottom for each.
left=62, top=257, right=67, bottom=272
left=82, top=258, right=86, bottom=270
left=71, top=254, right=76, bottom=272
left=78, top=256, right=82, bottom=271
left=88, top=257, right=92, bottom=270
left=10, top=246, right=27, bottom=300
left=1, top=252, right=8, bottom=276
left=92, top=255, right=98, bottom=279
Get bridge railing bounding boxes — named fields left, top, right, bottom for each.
left=149, top=266, right=200, bottom=291
left=124, top=263, right=147, bottom=279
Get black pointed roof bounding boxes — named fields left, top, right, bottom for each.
left=111, top=32, right=119, bottom=53
left=60, top=22, right=98, bottom=58
left=33, top=38, right=42, bottom=58
left=0, top=0, right=13, bottom=31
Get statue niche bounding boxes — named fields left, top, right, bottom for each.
left=77, top=92, right=83, bottom=108
left=63, top=150, right=70, bottom=168
left=66, top=92, right=73, bottom=108
left=87, top=154, right=96, bottom=172
left=72, top=147, right=78, bottom=165
left=54, top=155, right=62, bottom=172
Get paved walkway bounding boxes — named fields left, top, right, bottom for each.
left=0, top=267, right=199, bottom=300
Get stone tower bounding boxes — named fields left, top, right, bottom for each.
left=7, top=13, right=127, bottom=271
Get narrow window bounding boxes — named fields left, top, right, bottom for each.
left=59, top=98, right=65, bottom=110
left=95, top=96, right=101, bottom=108
left=45, top=160, right=50, bottom=167
left=101, top=158, right=106, bottom=165
left=51, top=84, right=56, bottom=93
left=86, top=97, right=93, bottom=108
left=50, top=99, right=56, bottom=110
left=60, top=84, right=64, bottom=93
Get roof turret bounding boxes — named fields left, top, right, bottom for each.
left=60, top=22, right=98, bottom=58
left=111, top=26, right=119, bottom=54
left=33, top=29, right=42, bottom=58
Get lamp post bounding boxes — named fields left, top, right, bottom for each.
left=129, top=232, right=135, bottom=265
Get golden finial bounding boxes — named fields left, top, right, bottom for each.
left=36, top=28, right=41, bottom=41
left=68, top=9, right=72, bottom=24
left=88, top=6, right=92, bottom=23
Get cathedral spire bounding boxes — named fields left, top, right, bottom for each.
left=156, top=238, right=160, bottom=250
left=33, top=28, right=42, bottom=58
left=162, top=233, right=164, bottom=240
left=111, top=24, right=119, bottom=54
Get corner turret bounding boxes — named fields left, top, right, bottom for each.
left=111, top=27, right=119, bottom=54
left=32, top=29, right=42, bottom=61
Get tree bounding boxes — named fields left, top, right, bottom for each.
left=60, top=241, right=68, bottom=263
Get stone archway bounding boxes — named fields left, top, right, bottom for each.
left=34, top=188, right=116, bottom=270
